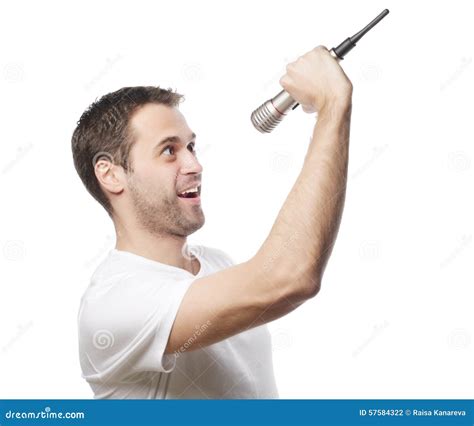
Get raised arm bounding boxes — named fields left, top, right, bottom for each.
left=166, top=46, right=353, bottom=354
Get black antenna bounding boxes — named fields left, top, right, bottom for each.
left=333, top=9, right=389, bottom=59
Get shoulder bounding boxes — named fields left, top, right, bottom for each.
left=79, top=251, right=193, bottom=336
left=78, top=266, right=193, bottom=372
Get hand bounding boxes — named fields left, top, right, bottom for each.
left=279, top=46, right=353, bottom=115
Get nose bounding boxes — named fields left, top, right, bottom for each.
left=180, top=149, right=203, bottom=175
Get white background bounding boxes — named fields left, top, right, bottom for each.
left=0, top=0, right=472, bottom=398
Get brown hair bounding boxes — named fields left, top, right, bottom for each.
left=71, top=86, right=184, bottom=215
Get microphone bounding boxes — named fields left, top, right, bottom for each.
left=251, top=9, right=390, bottom=133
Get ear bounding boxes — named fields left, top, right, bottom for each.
left=94, top=158, right=126, bottom=196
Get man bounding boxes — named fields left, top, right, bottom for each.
left=72, top=45, right=352, bottom=399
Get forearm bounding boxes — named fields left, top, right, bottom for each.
left=256, top=100, right=352, bottom=296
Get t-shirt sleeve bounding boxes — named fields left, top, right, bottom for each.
left=78, top=272, right=194, bottom=384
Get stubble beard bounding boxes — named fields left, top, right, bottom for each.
left=128, top=175, right=205, bottom=238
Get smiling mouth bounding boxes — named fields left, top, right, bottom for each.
left=177, top=185, right=201, bottom=199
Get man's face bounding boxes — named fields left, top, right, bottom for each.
left=124, top=103, right=204, bottom=237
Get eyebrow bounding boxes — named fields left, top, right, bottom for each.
left=154, top=132, right=196, bottom=153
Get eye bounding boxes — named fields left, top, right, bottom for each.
left=162, top=145, right=175, bottom=156
left=188, top=142, right=196, bottom=154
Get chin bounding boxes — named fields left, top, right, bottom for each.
left=178, top=215, right=205, bottom=237
left=189, top=217, right=205, bottom=235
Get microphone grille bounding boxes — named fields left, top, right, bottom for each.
left=251, top=100, right=285, bottom=133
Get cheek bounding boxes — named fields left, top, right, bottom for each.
left=129, top=153, right=178, bottom=197
left=141, top=167, right=178, bottom=198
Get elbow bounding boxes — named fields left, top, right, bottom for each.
left=278, top=265, right=322, bottom=303
left=295, top=271, right=322, bottom=300
left=297, top=260, right=327, bottom=300
left=252, top=252, right=322, bottom=305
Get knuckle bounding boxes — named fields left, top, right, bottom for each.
left=313, top=45, right=328, bottom=55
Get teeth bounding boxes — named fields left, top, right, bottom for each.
left=180, top=186, right=199, bottom=195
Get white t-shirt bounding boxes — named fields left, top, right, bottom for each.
left=78, top=245, right=279, bottom=399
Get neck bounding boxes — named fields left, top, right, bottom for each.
left=113, top=215, right=199, bottom=275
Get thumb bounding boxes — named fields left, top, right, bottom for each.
left=301, top=103, right=316, bottom=114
